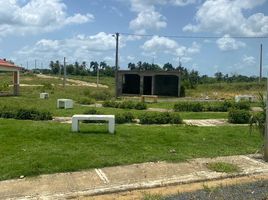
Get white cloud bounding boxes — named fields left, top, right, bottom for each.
left=141, top=36, right=200, bottom=62
left=15, top=32, right=116, bottom=64
left=0, top=0, right=94, bottom=37
left=127, top=55, right=135, bottom=60
left=242, top=55, right=256, bottom=66
left=128, top=0, right=196, bottom=33
left=216, top=34, right=246, bottom=51
left=129, top=9, right=167, bottom=33
left=183, top=0, right=268, bottom=36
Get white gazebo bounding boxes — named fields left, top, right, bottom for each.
left=0, top=59, right=21, bottom=96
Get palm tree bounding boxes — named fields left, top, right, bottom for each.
left=250, top=93, right=268, bottom=161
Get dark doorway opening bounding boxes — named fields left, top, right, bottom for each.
left=122, top=74, right=140, bottom=94
left=143, top=76, right=152, bottom=95
left=155, top=75, right=178, bottom=96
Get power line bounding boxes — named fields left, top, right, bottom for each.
left=120, top=32, right=268, bottom=39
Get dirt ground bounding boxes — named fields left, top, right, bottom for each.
left=36, top=74, right=108, bottom=88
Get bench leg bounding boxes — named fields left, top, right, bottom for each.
left=108, top=118, right=115, bottom=134
left=72, top=119, right=79, bottom=132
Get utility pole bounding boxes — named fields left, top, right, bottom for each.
left=34, top=59, right=37, bottom=69
left=97, top=65, right=99, bottom=88
left=115, top=32, right=119, bottom=98
left=26, top=61, right=28, bottom=70
left=63, top=57, right=66, bottom=88
left=259, top=44, right=263, bottom=84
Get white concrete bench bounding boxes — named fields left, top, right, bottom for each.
left=57, top=99, right=73, bottom=109
left=40, top=93, right=49, bottom=99
left=72, top=114, right=115, bottom=134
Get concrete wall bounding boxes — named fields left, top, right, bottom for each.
left=117, top=70, right=181, bottom=97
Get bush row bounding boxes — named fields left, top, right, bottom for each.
left=139, top=112, right=182, bottom=124
left=173, top=101, right=250, bottom=112
left=83, top=109, right=182, bottom=124
left=103, top=100, right=147, bottom=110
left=0, top=107, right=52, bottom=121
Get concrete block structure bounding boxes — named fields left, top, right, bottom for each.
left=0, top=59, right=21, bottom=96
left=116, top=70, right=181, bottom=97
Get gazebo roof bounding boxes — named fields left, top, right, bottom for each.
left=0, top=59, right=21, bottom=71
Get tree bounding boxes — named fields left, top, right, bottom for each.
left=214, top=72, right=223, bottom=82
left=90, top=61, right=99, bottom=74
left=137, top=61, right=142, bottom=70
left=100, top=61, right=107, bottom=70
left=189, top=70, right=199, bottom=89
left=250, top=93, right=268, bottom=161
left=163, top=62, right=174, bottom=71
left=128, top=62, right=136, bottom=70
left=66, top=64, right=75, bottom=75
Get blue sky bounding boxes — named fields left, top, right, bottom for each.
left=0, top=0, right=268, bottom=76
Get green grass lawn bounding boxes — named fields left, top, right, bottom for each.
left=0, top=119, right=261, bottom=181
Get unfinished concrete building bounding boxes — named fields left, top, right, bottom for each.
left=116, top=70, right=181, bottom=97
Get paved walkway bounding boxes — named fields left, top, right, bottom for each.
left=54, top=117, right=231, bottom=127
left=184, top=119, right=228, bottom=126
left=1, top=155, right=268, bottom=199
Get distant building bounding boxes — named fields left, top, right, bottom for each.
left=0, top=59, right=21, bottom=96
left=116, top=70, right=181, bottom=97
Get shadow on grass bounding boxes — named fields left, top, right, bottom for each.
left=77, top=130, right=113, bottom=135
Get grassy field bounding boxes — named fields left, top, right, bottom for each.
left=186, top=82, right=265, bottom=99
left=0, top=74, right=229, bottom=119
left=0, top=73, right=264, bottom=181
left=0, top=119, right=261, bottom=181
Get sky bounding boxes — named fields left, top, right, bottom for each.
left=0, top=0, right=268, bottom=76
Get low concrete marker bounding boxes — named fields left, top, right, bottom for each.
left=57, top=99, right=73, bottom=109
left=40, top=93, right=49, bottom=99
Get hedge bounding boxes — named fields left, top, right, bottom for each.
left=139, top=112, right=182, bottom=124
left=174, top=101, right=251, bottom=112
left=103, top=100, right=147, bottom=110
left=0, top=107, right=52, bottom=121
left=228, top=109, right=251, bottom=124
left=115, top=112, right=134, bottom=124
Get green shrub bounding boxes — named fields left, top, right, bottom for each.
left=82, top=109, right=102, bottom=123
left=234, top=101, right=250, bottom=110
left=15, top=109, right=52, bottom=121
left=169, top=113, right=183, bottom=124
left=83, top=108, right=100, bottom=115
left=228, top=109, right=250, bottom=124
left=103, top=100, right=147, bottom=110
left=0, top=81, right=9, bottom=92
left=41, top=83, right=54, bottom=91
left=90, top=90, right=112, bottom=100
left=115, top=112, right=134, bottom=124
left=139, top=112, right=182, bottom=124
left=173, top=102, right=204, bottom=112
left=78, top=97, right=95, bottom=105
left=180, top=85, right=186, bottom=97
left=205, top=101, right=232, bottom=112
left=135, top=102, right=147, bottom=110
left=119, top=101, right=135, bottom=109
left=103, top=100, right=120, bottom=108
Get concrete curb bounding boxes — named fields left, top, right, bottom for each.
left=2, top=155, right=268, bottom=199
